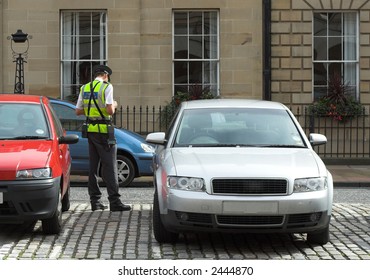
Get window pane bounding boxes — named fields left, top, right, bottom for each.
left=344, top=36, right=356, bottom=60
left=79, top=13, right=91, bottom=36
left=189, top=36, right=202, bottom=59
left=189, top=12, right=203, bottom=35
left=79, top=36, right=91, bottom=59
left=92, top=12, right=105, bottom=35
left=328, top=62, right=342, bottom=77
left=174, top=12, right=188, bottom=35
left=174, top=61, right=188, bottom=84
left=204, top=35, right=218, bottom=59
left=174, top=85, right=187, bottom=95
left=204, top=12, right=217, bottom=35
left=314, top=13, right=327, bottom=36
left=204, top=61, right=218, bottom=84
left=92, top=36, right=105, bottom=59
left=78, top=61, right=93, bottom=84
left=314, top=37, right=327, bottom=60
left=314, top=62, right=327, bottom=85
left=62, top=12, right=73, bottom=34
left=62, top=36, right=73, bottom=59
left=174, top=36, right=188, bottom=59
left=189, top=61, right=202, bottom=83
left=62, top=61, right=75, bottom=85
left=314, top=86, right=328, bottom=100
left=328, top=37, right=342, bottom=60
left=344, top=62, right=357, bottom=86
left=344, top=13, right=356, bottom=36
left=329, top=13, right=341, bottom=36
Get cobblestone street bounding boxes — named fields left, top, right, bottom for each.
left=0, top=202, right=369, bottom=260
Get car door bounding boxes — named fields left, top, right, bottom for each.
left=50, top=101, right=89, bottom=175
left=47, top=104, right=72, bottom=194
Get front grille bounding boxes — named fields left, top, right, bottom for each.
left=217, top=215, right=284, bottom=226
left=212, top=179, right=288, bottom=195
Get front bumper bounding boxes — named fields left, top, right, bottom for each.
left=0, top=177, right=60, bottom=223
left=160, top=189, right=332, bottom=234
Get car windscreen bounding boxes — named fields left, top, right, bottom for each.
left=173, top=107, right=306, bottom=148
left=0, top=103, right=50, bottom=139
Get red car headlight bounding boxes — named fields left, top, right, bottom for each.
left=16, top=168, right=52, bottom=179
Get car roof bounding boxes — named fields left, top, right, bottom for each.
left=0, top=94, right=48, bottom=104
left=181, top=99, right=288, bottom=110
left=49, top=98, right=76, bottom=107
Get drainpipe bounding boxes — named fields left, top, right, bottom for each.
left=263, top=0, right=271, bottom=100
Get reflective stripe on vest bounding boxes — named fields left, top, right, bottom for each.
left=81, top=81, right=111, bottom=134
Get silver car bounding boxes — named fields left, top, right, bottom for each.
left=146, top=99, right=333, bottom=245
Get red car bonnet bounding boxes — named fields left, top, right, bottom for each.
left=0, top=140, right=52, bottom=180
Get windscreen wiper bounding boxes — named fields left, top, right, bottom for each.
left=11, top=136, right=49, bottom=140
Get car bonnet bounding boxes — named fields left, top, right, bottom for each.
left=0, top=140, right=52, bottom=180
left=169, top=147, right=324, bottom=180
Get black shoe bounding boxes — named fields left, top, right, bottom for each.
left=91, top=202, right=107, bottom=211
left=110, top=202, right=132, bottom=212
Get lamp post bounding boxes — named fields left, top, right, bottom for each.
left=7, top=29, right=31, bottom=94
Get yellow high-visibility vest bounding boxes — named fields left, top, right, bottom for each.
left=80, top=80, right=111, bottom=133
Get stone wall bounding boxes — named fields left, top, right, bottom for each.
left=0, top=0, right=264, bottom=107
left=270, top=0, right=370, bottom=107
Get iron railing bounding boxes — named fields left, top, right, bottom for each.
left=110, top=105, right=370, bottom=162
left=295, top=106, right=370, bottom=163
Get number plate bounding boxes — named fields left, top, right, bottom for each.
left=223, top=201, right=278, bottom=214
left=0, top=192, right=3, bottom=204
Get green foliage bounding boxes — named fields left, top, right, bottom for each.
left=309, top=73, right=363, bottom=122
left=309, top=97, right=363, bottom=122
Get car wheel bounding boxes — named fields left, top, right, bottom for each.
left=117, top=155, right=135, bottom=187
left=306, top=225, right=330, bottom=245
left=153, top=190, right=178, bottom=243
left=61, top=184, right=70, bottom=212
left=42, top=191, right=62, bottom=234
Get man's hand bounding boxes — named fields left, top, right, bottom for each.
left=76, top=108, right=85, bottom=116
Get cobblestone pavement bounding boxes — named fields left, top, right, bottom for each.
left=0, top=202, right=369, bottom=260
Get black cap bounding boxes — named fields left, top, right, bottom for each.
left=93, top=65, right=112, bottom=76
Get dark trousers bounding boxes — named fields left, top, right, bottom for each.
left=87, top=132, right=121, bottom=204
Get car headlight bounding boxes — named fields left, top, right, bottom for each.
left=141, top=143, right=155, bottom=153
left=16, top=168, right=52, bottom=180
left=293, top=177, right=327, bottom=192
left=168, top=176, right=205, bottom=192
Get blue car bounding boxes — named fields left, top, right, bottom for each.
left=50, top=99, right=154, bottom=187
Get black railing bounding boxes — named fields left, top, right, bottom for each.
left=110, top=105, right=370, bottom=162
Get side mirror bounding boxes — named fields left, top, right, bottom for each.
left=59, top=134, right=79, bottom=144
left=146, top=132, right=166, bottom=145
left=309, top=133, right=327, bottom=146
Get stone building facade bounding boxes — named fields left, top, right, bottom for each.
left=0, top=0, right=370, bottom=109
left=271, top=0, right=370, bottom=108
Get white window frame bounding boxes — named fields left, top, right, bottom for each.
left=60, top=10, right=108, bottom=100
left=172, top=10, right=220, bottom=96
left=312, top=11, right=359, bottom=101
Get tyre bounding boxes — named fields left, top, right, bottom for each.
left=153, top=191, right=178, bottom=243
left=42, top=191, right=62, bottom=234
left=117, top=155, right=135, bottom=187
left=61, top=185, right=70, bottom=212
left=307, top=225, right=330, bottom=245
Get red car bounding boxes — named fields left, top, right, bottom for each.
left=0, top=94, right=78, bottom=234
